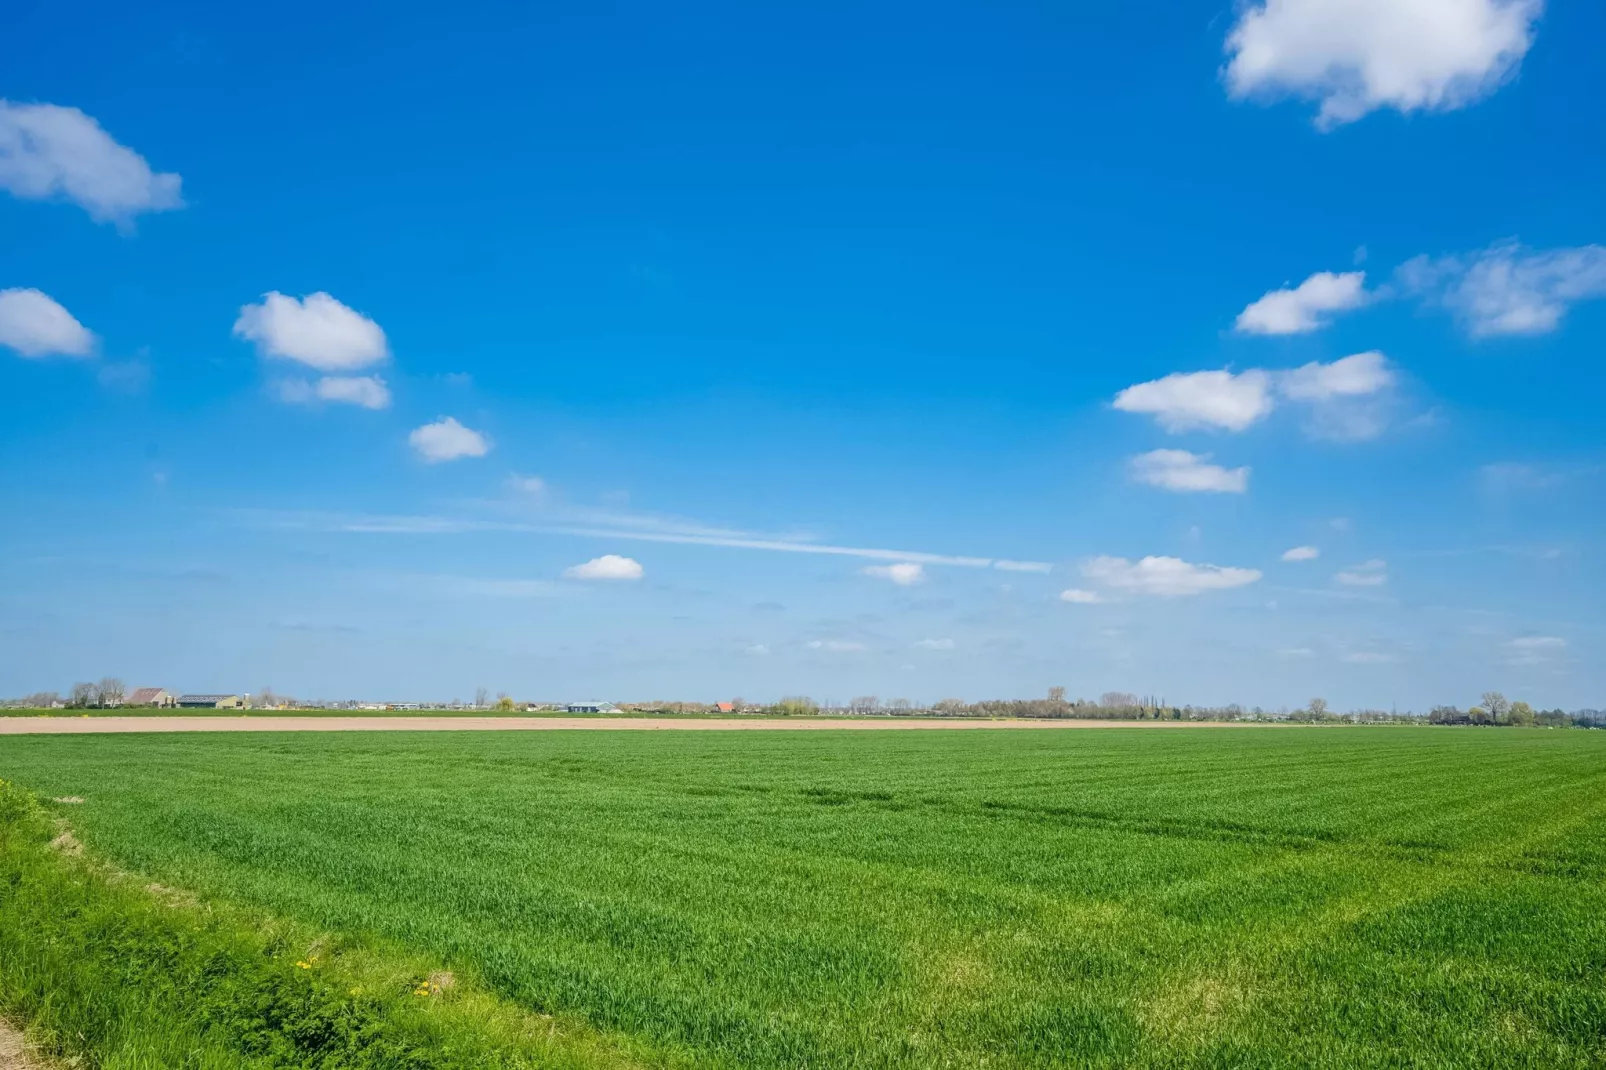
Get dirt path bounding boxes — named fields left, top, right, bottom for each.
left=0, top=715, right=1258, bottom=735
left=0, top=1019, right=44, bottom=1070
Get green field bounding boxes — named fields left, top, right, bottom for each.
left=2, top=727, right=1604, bottom=1068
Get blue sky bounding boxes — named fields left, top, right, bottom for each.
left=2, top=0, right=1602, bottom=709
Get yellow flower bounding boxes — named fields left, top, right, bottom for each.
left=295, top=961, right=312, bottom=969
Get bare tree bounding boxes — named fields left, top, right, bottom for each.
left=1481, top=691, right=1511, bottom=723
left=97, top=677, right=125, bottom=706
left=26, top=691, right=59, bottom=708
left=1047, top=686, right=1066, bottom=705
left=1099, top=692, right=1139, bottom=709
left=933, top=698, right=966, bottom=714
left=888, top=697, right=912, bottom=711
left=474, top=686, right=489, bottom=710
left=849, top=695, right=880, bottom=712
left=69, top=682, right=97, bottom=708
left=1308, top=697, right=1329, bottom=718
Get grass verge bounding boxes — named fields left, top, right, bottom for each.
left=0, top=779, right=653, bottom=1070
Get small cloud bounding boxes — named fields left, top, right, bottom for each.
left=1279, top=647, right=1315, bottom=657
left=1509, top=635, right=1565, bottom=650
left=563, top=554, right=643, bottom=581
left=1082, top=555, right=1262, bottom=597
left=1059, top=588, right=1102, bottom=604
left=409, top=417, right=490, bottom=463
left=234, top=292, right=388, bottom=372
left=1507, top=635, right=1565, bottom=665
left=0, top=100, right=184, bottom=224
left=1235, top=271, right=1368, bottom=334
left=1397, top=241, right=1606, bottom=337
left=1281, top=545, right=1320, bottom=562
left=1335, top=559, right=1388, bottom=587
left=994, top=559, right=1053, bottom=573
left=1223, top=0, right=1541, bottom=128
left=807, top=639, right=868, bottom=653
left=1344, top=651, right=1396, bottom=664
left=1329, top=517, right=1353, bottom=531
left=1129, top=449, right=1249, bottom=494
left=862, top=562, right=925, bottom=586
left=745, top=643, right=771, bottom=656
left=507, top=474, right=547, bottom=495
left=1278, top=351, right=1394, bottom=401
left=1112, top=368, right=1273, bottom=433
left=913, top=638, right=955, bottom=650
left=278, top=375, right=390, bottom=409
left=0, top=288, right=95, bottom=358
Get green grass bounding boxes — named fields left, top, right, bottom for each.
left=2, top=728, right=1604, bottom=1068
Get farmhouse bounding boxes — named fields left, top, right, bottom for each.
left=125, top=687, right=176, bottom=707
left=176, top=694, right=245, bottom=709
left=565, top=701, right=618, bottom=714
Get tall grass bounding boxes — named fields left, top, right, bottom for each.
left=2, top=728, right=1604, bottom=1067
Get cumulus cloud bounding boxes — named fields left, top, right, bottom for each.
left=409, top=417, right=490, bottom=463
left=1335, top=559, right=1388, bottom=586
left=1281, top=545, right=1321, bottom=561
left=0, top=288, right=95, bottom=357
left=1082, top=555, right=1263, bottom=597
left=563, top=554, right=644, bottom=581
left=1279, top=351, right=1395, bottom=400
left=1115, top=354, right=1396, bottom=438
left=1129, top=449, right=1249, bottom=493
left=807, top=639, right=868, bottom=652
left=234, top=292, right=389, bottom=372
left=1059, top=588, right=1103, bottom=604
left=278, top=375, right=391, bottom=409
left=1112, top=369, right=1274, bottom=432
left=1223, top=0, right=1542, bottom=128
left=1397, top=241, right=1606, bottom=336
left=0, top=101, right=183, bottom=224
left=913, top=638, right=955, bottom=650
left=1236, top=271, right=1368, bottom=334
left=862, top=562, right=926, bottom=586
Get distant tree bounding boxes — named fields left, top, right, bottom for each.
left=888, top=697, right=912, bottom=711
left=1308, top=698, right=1329, bottom=718
left=1468, top=706, right=1492, bottom=725
left=933, top=698, right=967, bottom=715
left=26, top=691, right=60, bottom=709
left=1099, top=692, right=1138, bottom=709
left=1507, top=700, right=1535, bottom=727
left=1047, top=686, right=1066, bottom=705
left=1429, top=705, right=1465, bottom=725
left=474, top=686, right=489, bottom=710
left=775, top=695, right=818, bottom=715
left=730, top=696, right=746, bottom=710
left=849, top=696, right=880, bottom=712
left=1482, top=691, right=1511, bottom=724
left=68, top=682, right=96, bottom=708
left=495, top=695, right=516, bottom=712
left=97, top=677, right=125, bottom=706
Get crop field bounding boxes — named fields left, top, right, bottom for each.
left=2, top=727, right=1605, bottom=1068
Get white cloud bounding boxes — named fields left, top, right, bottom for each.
left=1059, top=588, right=1103, bottom=604
left=1223, top=0, right=1542, bottom=128
left=279, top=375, right=391, bottom=409
left=1335, top=559, right=1388, bottom=586
left=1398, top=241, right=1606, bottom=336
left=862, top=562, right=926, bottom=586
left=508, top=474, right=547, bottom=495
left=1281, top=545, right=1321, bottom=561
left=1236, top=271, right=1368, bottom=334
left=807, top=639, right=867, bottom=652
left=0, top=288, right=95, bottom=357
left=1082, top=555, right=1263, bottom=597
left=1278, top=351, right=1395, bottom=401
left=1344, top=651, right=1397, bottom=664
left=994, top=559, right=1054, bottom=573
left=0, top=101, right=183, bottom=224
left=1279, top=647, right=1316, bottom=657
left=1112, top=369, right=1274, bottom=432
left=1129, top=449, right=1249, bottom=493
left=409, top=417, right=490, bottom=463
left=1509, top=635, right=1564, bottom=649
left=913, top=638, right=955, bottom=650
left=563, top=554, right=644, bottom=581
left=745, top=643, right=771, bottom=656
left=234, top=292, right=389, bottom=372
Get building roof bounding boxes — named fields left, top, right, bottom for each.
left=127, top=687, right=168, bottom=703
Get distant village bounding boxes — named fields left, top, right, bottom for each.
left=3, top=679, right=1603, bottom=727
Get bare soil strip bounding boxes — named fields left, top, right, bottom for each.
left=0, top=1019, right=44, bottom=1070
left=0, top=716, right=1256, bottom=735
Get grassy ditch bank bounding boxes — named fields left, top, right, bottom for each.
left=0, top=780, right=651, bottom=1070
